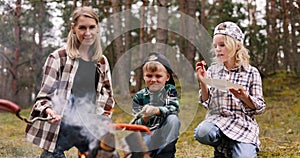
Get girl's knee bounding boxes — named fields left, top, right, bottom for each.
left=231, top=142, right=257, bottom=158
left=194, top=121, right=215, bottom=138
left=194, top=121, right=221, bottom=146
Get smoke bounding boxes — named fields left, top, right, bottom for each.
left=51, top=95, right=115, bottom=151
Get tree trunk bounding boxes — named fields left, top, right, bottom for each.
left=12, top=0, right=22, bottom=103
left=184, top=0, right=196, bottom=83
left=124, top=0, right=133, bottom=94
left=289, top=0, right=300, bottom=73
left=281, top=0, right=292, bottom=72
left=200, top=0, right=206, bottom=27
left=178, top=0, right=186, bottom=58
left=36, top=0, right=45, bottom=97
left=156, top=0, right=168, bottom=53
left=111, top=0, right=127, bottom=95
left=134, top=0, right=148, bottom=92
left=265, top=0, right=279, bottom=74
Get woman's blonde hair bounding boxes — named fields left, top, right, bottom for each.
left=66, top=6, right=103, bottom=61
left=212, top=35, right=250, bottom=67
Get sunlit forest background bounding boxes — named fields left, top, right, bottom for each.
left=0, top=0, right=299, bottom=106
left=0, top=0, right=300, bottom=157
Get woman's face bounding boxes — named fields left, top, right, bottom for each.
left=213, top=34, right=234, bottom=64
left=143, top=64, right=170, bottom=92
left=72, top=16, right=99, bottom=46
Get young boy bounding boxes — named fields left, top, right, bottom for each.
left=132, top=52, right=180, bottom=158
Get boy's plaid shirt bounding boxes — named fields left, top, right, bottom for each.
left=199, top=63, right=266, bottom=153
left=132, top=84, right=179, bottom=130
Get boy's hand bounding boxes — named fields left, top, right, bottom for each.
left=142, top=105, right=160, bottom=116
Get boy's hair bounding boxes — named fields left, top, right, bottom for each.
left=143, top=52, right=175, bottom=85
left=143, top=61, right=168, bottom=73
left=212, top=35, right=250, bottom=67
left=66, top=6, right=103, bottom=61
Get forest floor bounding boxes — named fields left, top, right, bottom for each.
left=0, top=72, right=299, bottom=158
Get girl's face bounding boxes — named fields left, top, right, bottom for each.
left=72, top=16, right=99, bottom=46
left=143, top=64, right=170, bottom=92
left=213, top=34, right=234, bottom=65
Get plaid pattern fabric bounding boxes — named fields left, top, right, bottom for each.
left=199, top=63, right=266, bottom=153
left=25, top=48, right=114, bottom=152
left=132, top=84, right=179, bottom=130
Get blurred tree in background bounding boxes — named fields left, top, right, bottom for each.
left=0, top=0, right=299, bottom=106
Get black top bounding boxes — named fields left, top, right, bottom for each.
left=72, top=58, right=97, bottom=99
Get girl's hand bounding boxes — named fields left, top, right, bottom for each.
left=195, top=61, right=207, bottom=82
left=229, top=88, right=247, bottom=100
left=45, top=108, right=62, bottom=124
left=229, top=88, right=256, bottom=109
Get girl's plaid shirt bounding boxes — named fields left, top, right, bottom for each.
left=199, top=63, right=266, bottom=153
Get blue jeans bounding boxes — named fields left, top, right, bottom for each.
left=40, top=122, right=89, bottom=158
left=194, top=121, right=258, bottom=158
left=143, top=114, right=181, bottom=158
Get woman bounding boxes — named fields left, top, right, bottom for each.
left=194, top=21, right=266, bottom=157
left=25, top=6, right=115, bottom=157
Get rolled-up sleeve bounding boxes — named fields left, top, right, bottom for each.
left=199, top=88, right=212, bottom=110
left=33, top=54, right=61, bottom=116
left=245, top=68, right=266, bottom=115
left=96, top=55, right=115, bottom=117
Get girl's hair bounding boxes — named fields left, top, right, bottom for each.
left=66, top=6, right=103, bottom=61
left=212, top=35, right=250, bottom=67
left=143, top=61, right=168, bottom=73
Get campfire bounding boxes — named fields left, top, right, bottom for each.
left=0, top=99, right=151, bottom=158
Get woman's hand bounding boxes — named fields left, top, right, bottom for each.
left=45, top=108, right=62, bottom=124
left=195, top=61, right=207, bottom=83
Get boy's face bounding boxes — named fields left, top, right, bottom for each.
left=143, top=64, right=170, bottom=92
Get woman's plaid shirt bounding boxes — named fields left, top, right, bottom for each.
left=25, top=48, right=114, bottom=152
left=199, top=64, right=266, bottom=151
left=132, top=84, right=179, bottom=130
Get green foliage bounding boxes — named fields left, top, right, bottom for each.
left=247, top=24, right=267, bottom=68
left=204, top=1, right=247, bottom=38
left=0, top=11, right=15, bottom=49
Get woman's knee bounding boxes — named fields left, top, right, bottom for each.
left=194, top=121, right=221, bottom=146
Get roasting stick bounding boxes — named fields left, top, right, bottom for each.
left=129, top=109, right=145, bottom=125
left=0, top=99, right=53, bottom=124
left=118, top=109, right=145, bottom=132
left=17, top=113, right=53, bottom=124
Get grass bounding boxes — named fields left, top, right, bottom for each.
left=0, top=72, right=300, bottom=157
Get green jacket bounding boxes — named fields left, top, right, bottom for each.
left=132, top=84, right=179, bottom=130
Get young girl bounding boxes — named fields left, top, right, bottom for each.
left=194, top=21, right=266, bottom=157
left=25, top=7, right=116, bottom=157
left=132, top=52, right=180, bottom=158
